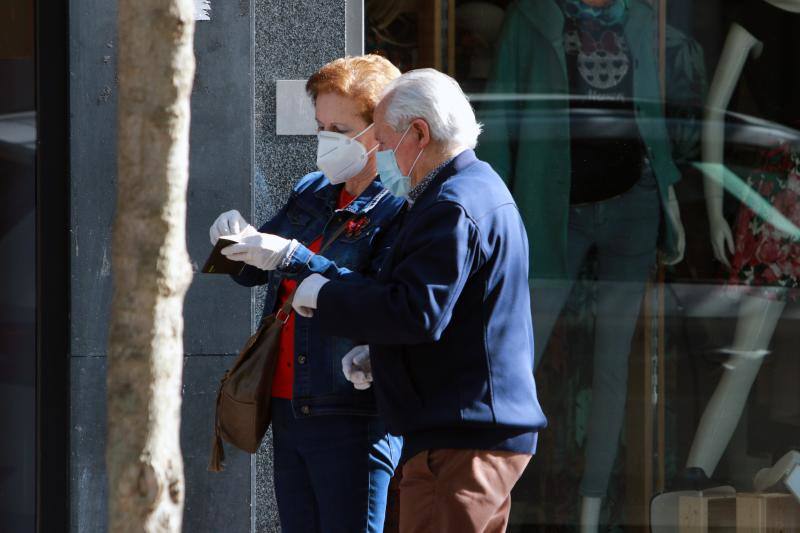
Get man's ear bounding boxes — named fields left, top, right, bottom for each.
left=411, top=118, right=432, bottom=149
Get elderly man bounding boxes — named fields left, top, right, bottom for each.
left=293, top=69, right=547, bottom=532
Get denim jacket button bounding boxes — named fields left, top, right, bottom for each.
left=297, top=355, right=307, bottom=365
left=300, top=405, right=311, bottom=415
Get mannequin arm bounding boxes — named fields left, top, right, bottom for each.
left=662, top=185, right=685, bottom=265
left=702, top=23, right=761, bottom=267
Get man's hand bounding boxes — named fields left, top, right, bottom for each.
left=221, top=233, right=296, bottom=271
left=209, top=209, right=258, bottom=245
left=292, top=273, right=330, bottom=317
left=341, top=345, right=372, bottom=390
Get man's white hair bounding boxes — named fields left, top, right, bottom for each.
left=381, top=68, right=482, bottom=150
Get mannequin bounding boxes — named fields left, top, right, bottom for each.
left=555, top=3, right=686, bottom=532
left=754, top=450, right=800, bottom=495
left=690, top=0, right=800, bottom=484
left=479, top=1, right=686, bottom=531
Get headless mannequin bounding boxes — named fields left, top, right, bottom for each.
left=556, top=1, right=685, bottom=531
left=694, top=0, right=800, bottom=481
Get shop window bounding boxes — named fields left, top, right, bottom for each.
left=0, top=1, right=36, bottom=532
left=366, top=0, right=800, bottom=530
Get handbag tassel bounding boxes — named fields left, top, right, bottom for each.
left=208, top=431, right=225, bottom=472
left=208, top=382, right=226, bottom=472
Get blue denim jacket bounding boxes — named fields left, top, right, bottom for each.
left=231, top=171, right=406, bottom=418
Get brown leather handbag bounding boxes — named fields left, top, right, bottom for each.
left=208, top=218, right=352, bottom=472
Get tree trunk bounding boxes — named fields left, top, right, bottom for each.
left=107, top=1, right=195, bottom=531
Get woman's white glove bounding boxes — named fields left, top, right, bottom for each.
left=341, top=345, right=372, bottom=390
left=221, top=233, right=297, bottom=271
left=292, top=274, right=330, bottom=317
left=209, top=209, right=258, bottom=245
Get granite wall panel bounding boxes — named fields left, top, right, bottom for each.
left=252, top=0, right=347, bottom=529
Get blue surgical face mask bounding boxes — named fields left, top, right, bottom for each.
left=376, top=124, right=424, bottom=199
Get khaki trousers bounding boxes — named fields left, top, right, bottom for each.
left=398, top=449, right=531, bottom=533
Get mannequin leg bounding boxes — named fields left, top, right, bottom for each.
left=531, top=210, right=595, bottom=371
left=686, top=294, right=786, bottom=477
left=579, top=496, right=602, bottom=533
left=578, top=179, right=660, bottom=529
left=579, top=278, right=650, bottom=497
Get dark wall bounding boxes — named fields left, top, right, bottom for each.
left=0, top=59, right=34, bottom=113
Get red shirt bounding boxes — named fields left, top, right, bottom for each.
left=271, top=188, right=355, bottom=399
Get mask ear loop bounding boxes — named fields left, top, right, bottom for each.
left=350, top=122, right=379, bottom=160
left=395, top=122, right=424, bottom=179
left=353, top=122, right=374, bottom=140
left=393, top=123, right=413, bottom=152
left=406, top=147, right=425, bottom=180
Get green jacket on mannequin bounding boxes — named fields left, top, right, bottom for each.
left=476, top=0, right=681, bottom=281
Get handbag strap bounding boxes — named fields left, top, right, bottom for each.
left=276, top=213, right=356, bottom=319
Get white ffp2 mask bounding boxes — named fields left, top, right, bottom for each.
left=316, top=123, right=377, bottom=184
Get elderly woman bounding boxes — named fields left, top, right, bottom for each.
left=208, top=55, right=404, bottom=533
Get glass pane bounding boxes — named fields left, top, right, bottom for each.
left=0, top=0, right=36, bottom=531
left=366, top=0, right=800, bottom=529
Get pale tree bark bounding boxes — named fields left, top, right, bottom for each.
left=107, top=1, right=195, bottom=531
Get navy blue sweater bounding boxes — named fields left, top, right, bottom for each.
left=316, top=149, right=547, bottom=459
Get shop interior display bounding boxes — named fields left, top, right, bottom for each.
left=652, top=0, right=800, bottom=528
left=365, top=0, right=800, bottom=530
left=475, top=2, right=687, bottom=531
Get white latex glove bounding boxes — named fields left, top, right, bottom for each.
left=292, top=273, right=330, bottom=317
left=221, top=233, right=296, bottom=271
left=209, top=209, right=258, bottom=245
left=660, top=185, right=686, bottom=266
left=341, top=345, right=372, bottom=390
left=708, top=212, right=734, bottom=269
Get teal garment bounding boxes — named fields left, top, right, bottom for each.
left=560, top=0, right=629, bottom=26
left=476, top=0, right=681, bottom=281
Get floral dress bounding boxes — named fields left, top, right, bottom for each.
left=726, top=2, right=800, bottom=301
left=729, top=142, right=800, bottom=301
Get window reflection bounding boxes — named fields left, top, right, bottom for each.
left=363, top=0, right=800, bottom=529
left=0, top=1, right=36, bottom=530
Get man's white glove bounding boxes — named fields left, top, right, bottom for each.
left=341, top=345, right=372, bottom=390
left=292, top=273, right=330, bottom=317
left=221, top=233, right=297, bottom=271
left=209, top=209, right=258, bottom=245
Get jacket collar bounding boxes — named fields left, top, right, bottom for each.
left=340, top=178, right=392, bottom=216
left=623, top=0, right=653, bottom=59
left=409, top=149, right=478, bottom=209
left=518, top=0, right=566, bottom=50
left=310, top=176, right=390, bottom=217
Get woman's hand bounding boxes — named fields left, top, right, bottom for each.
left=209, top=209, right=257, bottom=245
left=221, top=233, right=297, bottom=271
left=341, top=345, right=372, bottom=390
